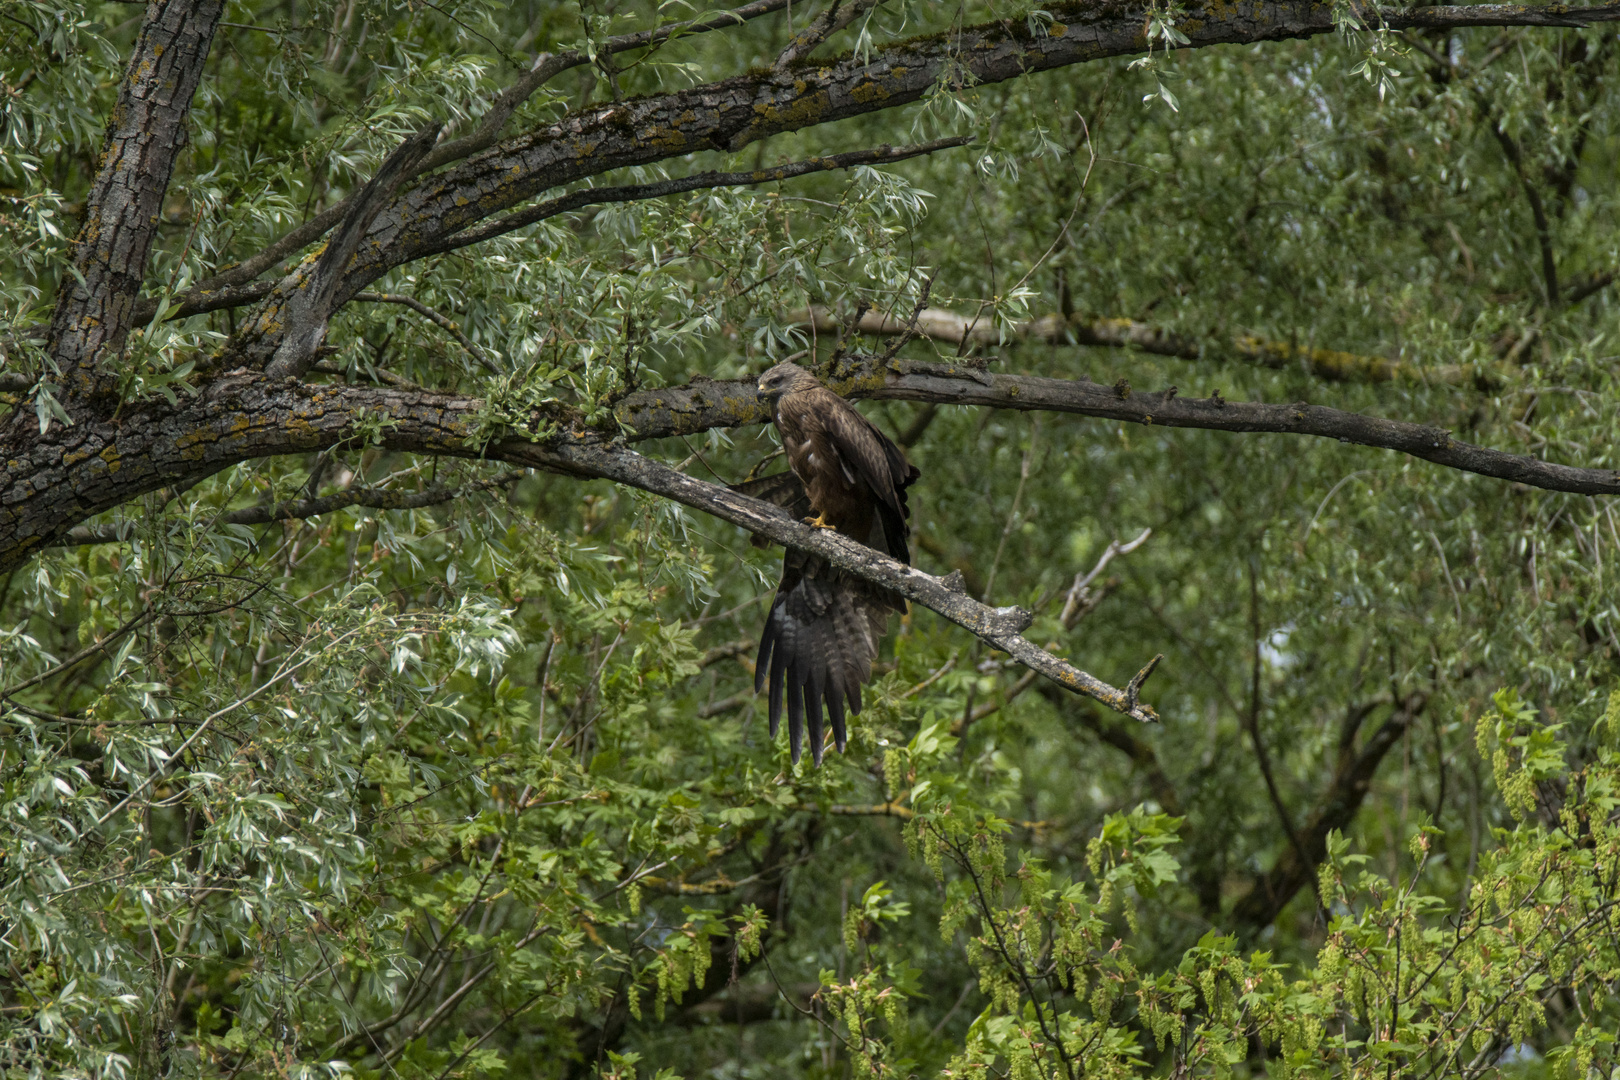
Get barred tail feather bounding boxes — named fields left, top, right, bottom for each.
left=752, top=556, right=890, bottom=764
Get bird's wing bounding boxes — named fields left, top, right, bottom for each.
left=753, top=550, right=889, bottom=765
left=729, top=470, right=809, bottom=549
left=729, top=469, right=809, bottom=514
left=813, top=389, right=920, bottom=563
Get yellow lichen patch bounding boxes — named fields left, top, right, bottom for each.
left=175, top=427, right=221, bottom=462
left=1048, top=23, right=1066, bottom=37
left=829, top=368, right=887, bottom=397
left=752, top=89, right=831, bottom=131
left=646, top=127, right=690, bottom=151
left=282, top=416, right=319, bottom=443
left=99, top=445, right=120, bottom=474
left=718, top=393, right=770, bottom=425
left=62, top=447, right=93, bottom=468
left=850, top=80, right=889, bottom=104
left=1233, top=335, right=1405, bottom=382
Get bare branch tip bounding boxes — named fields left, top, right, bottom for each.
left=1124, top=652, right=1164, bottom=719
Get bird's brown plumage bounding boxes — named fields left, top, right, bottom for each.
left=744, top=361, right=920, bottom=765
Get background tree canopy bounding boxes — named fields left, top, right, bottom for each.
left=4, top=0, right=1620, bottom=1076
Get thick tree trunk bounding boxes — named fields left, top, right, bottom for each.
left=0, top=377, right=479, bottom=568
left=44, top=0, right=224, bottom=403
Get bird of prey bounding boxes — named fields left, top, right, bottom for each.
left=737, top=361, right=920, bottom=765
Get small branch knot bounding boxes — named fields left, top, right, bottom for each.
left=992, top=604, right=1033, bottom=633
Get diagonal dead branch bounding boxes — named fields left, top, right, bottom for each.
left=256, top=124, right=443, bottom=379
left=518, top=436, right=1161, bottom=723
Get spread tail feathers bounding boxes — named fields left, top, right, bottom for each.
left=754, top=551, right=881, bottom=765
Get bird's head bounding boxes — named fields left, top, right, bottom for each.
left=756, top=361, right=820, bottom=399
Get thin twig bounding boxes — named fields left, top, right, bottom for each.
left=353, top=292, right=500, bottom=373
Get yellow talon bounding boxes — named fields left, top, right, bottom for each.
left=804, top=512, right=836, bottom=530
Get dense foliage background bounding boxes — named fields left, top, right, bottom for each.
left=3, top=1, right=1620, bottom=1077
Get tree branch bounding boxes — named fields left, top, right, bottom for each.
left=1244, top=560, right=1321, bottom=914
left=1230, top=693, right=1428, bottom=930
left=129, top=141, right=970, bottom=332
left=139, top=0, right=794, bottom=324
left=8, top=351, right=1620, bottom=571
left=99, top=0, right=1620, bottom=371
left=251, top=124, right=442, bottom=379
left=612, top=355, right=1620, bottom=496
left=412, top=138, right=971, bottom=262
left=8, top=354, right=1620, bottom=570
left=1565, top=267, right=1617, bottom=305
left=0, top=371, right=1162, bottom=720
left=352, top=293, right=500, bottom=375
left=792, top=305, right=1495, bottom=386
left=226, top=0, right=1620, bottom=364
left=46, top=0, right=225, bottom=401
left=950, top=528, right=1153, bottom=731
left=526, top=437, right=1162, bottom=722
left=775, top=0, right=880, bottom=68
left=1486, top=113, right=1561, bottom=304
left=52, top=472, right=522, bottom=547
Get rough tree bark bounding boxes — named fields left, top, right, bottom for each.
left=42, top=0, right=225, bottom=403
